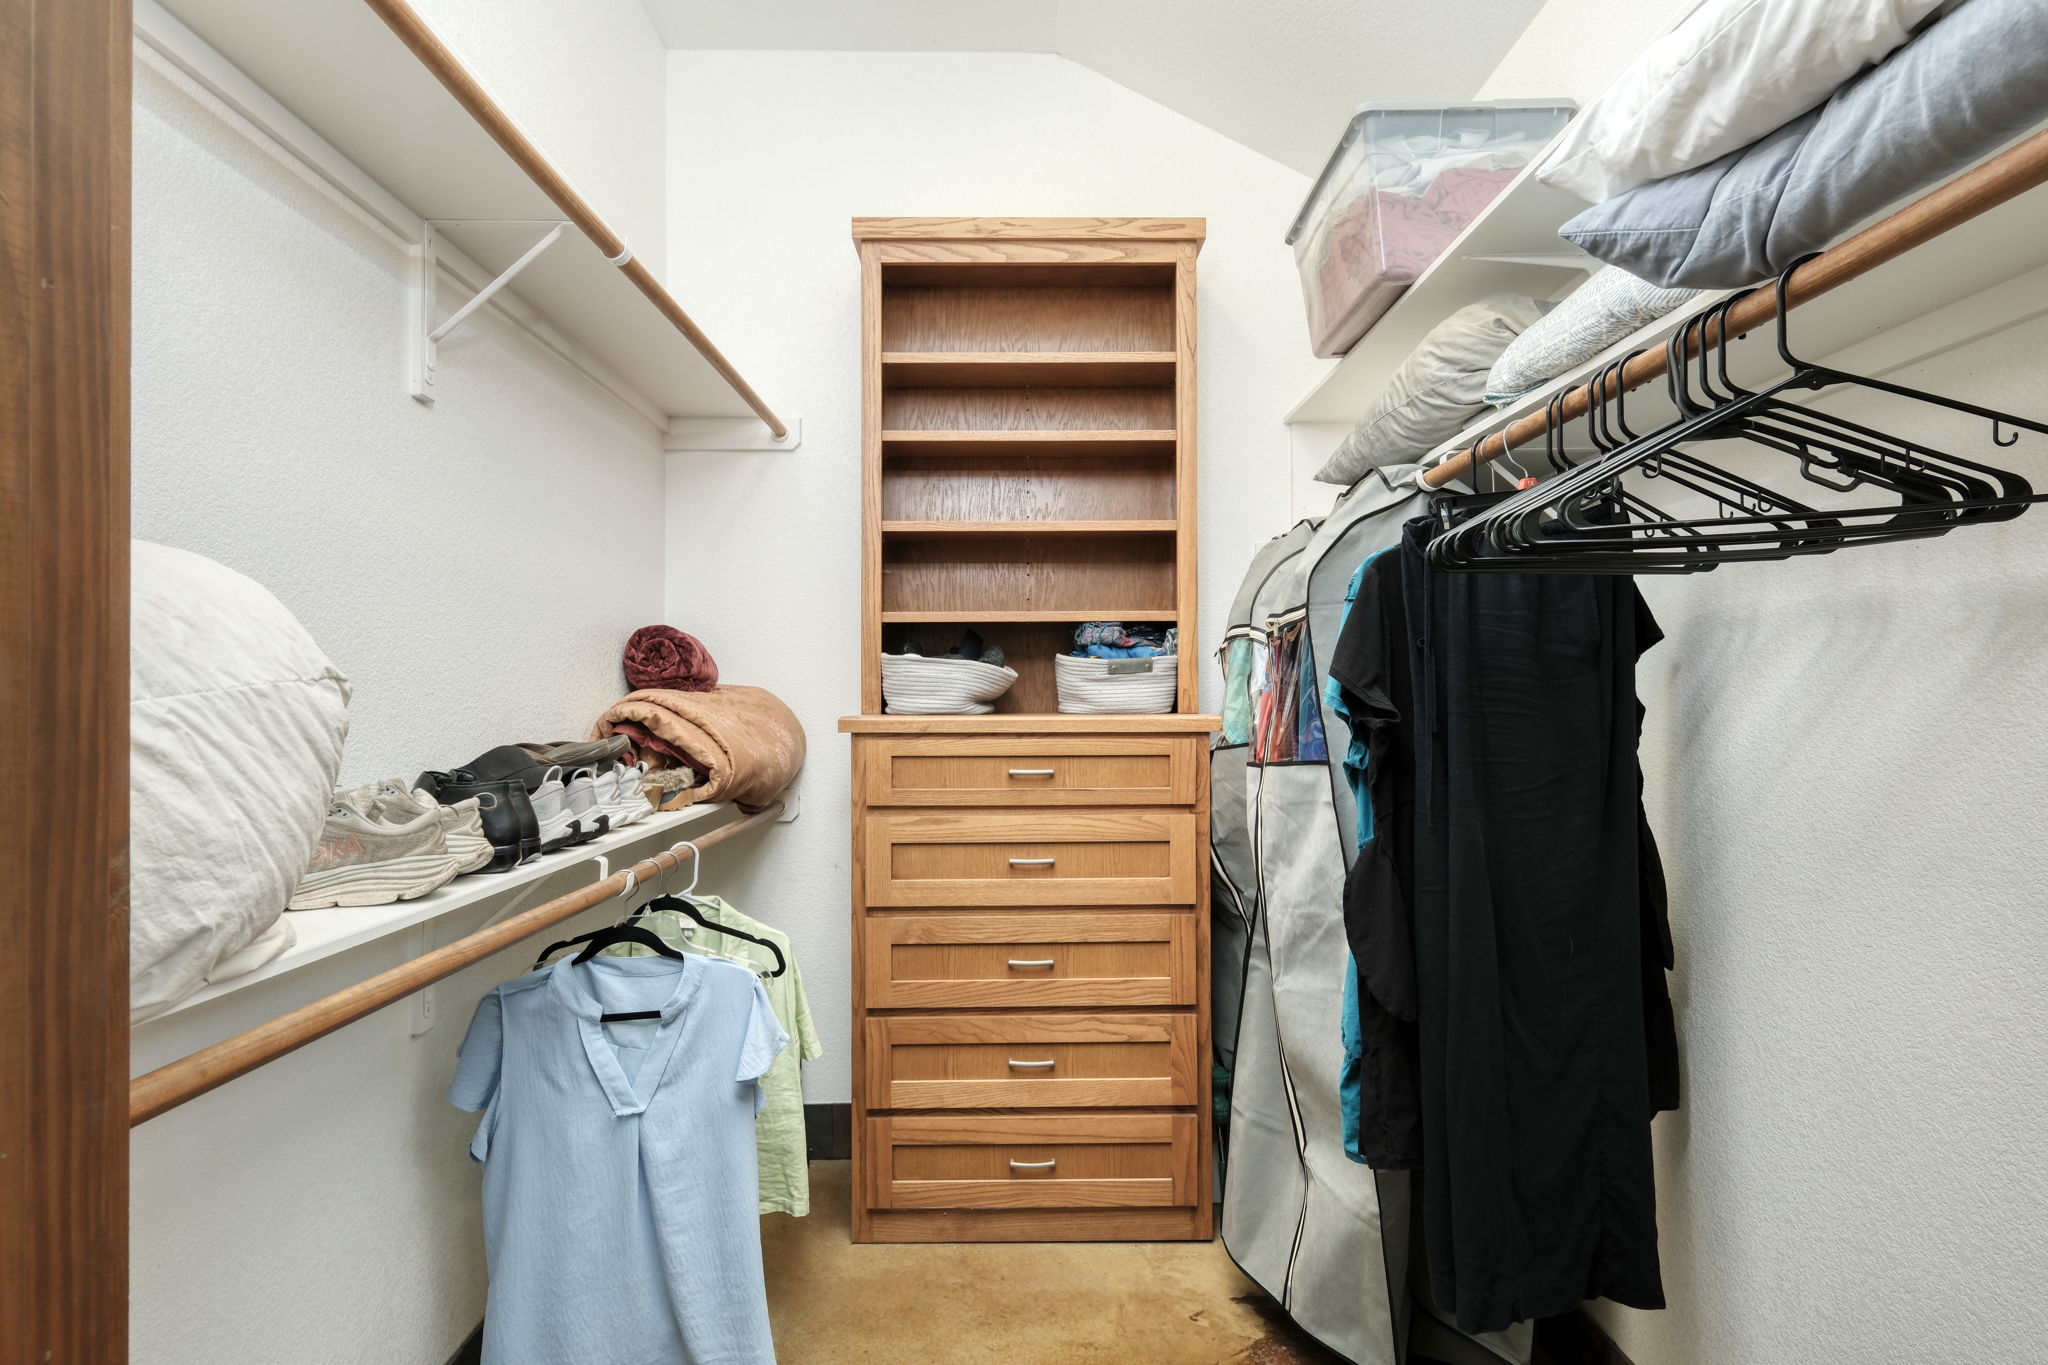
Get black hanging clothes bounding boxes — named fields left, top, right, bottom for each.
left=1325, top=502, right=1681, bottom=1336
left=1326, top=544, right=1423, bottom=1172
left=1401, top=511, right=1674, bottom=1333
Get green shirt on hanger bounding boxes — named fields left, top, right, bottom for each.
left=608, top=895, right=823, bottom=1216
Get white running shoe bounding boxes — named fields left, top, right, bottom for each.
left=289, top=802, right=464, bottom=909
left=336, top=779, right=493, bottom=875
left=607, top=761, right=651, bottom=827
left=529, top=766, right=578, bottom=853
left=561, top=768, right=610, bottom=845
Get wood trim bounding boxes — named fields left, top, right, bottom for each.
left=0, top=0, right=131, bottom=1356
left=359, top=0, right=787, bottom=438
left=849, top=778, right=873, bottom=1242
left=1173, top=240, right=1201, bottom=712
left=854, top=217, right=1206, bottom=241
left=859, top=241, right=884, bottom=714
left=1191, top=759, right=1215, bottom=1239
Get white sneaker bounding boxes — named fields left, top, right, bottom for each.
left=561, top=767, right=610, bottom=845
left=529, top=766, right=577, bottom=853
left=607, top=762, right=650, bottom=827
left=289, top=801, right=464, bottom=909
left=337, top=779, right=493, bottom=875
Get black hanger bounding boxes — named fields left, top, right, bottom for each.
left=630, top=890, right=787, bottom=978
left=532, top=921, right=690, bottom=1022
left=1430, top=267, right=2046, bottom=574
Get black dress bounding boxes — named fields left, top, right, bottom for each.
left=1327, top=507, right=1679, bottom=1334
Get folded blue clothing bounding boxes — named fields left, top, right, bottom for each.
left=1076, top=643, right=1168, bottom=659
left=1072, top=621, right=1178, bottom=656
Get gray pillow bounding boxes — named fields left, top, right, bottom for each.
left=1484, top=267, right=1699, bottom=404
left=1560, top=0, right=2048, bottom=289
left=1314, top=293, right=1550, bottom=485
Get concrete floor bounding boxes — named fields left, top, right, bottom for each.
left=762, top=1162, right=1351, bottom=1364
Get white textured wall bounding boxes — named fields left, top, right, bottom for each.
left=1614, top=328, right=2048, bottom=1364
left=1473, top=0, right=1691, bottom=104
left=1474, top=1, right=2048, bottom=1356
left=128, top=0, right=672, bottom=1354
left=1056, top=0, right=1550, bottom=174
left=658, top=49, right=1323, bottom=1100
left=419, top=0, right=670, bottom=278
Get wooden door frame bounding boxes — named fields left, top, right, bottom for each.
left=0, top=0, right=132, bottom=1360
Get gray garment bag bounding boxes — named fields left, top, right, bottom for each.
left=1215, top=468, right=1532, bottom=1365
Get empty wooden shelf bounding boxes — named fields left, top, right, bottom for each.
left=845, top=217, right=1216, bottom=1245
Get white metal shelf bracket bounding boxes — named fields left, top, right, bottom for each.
left=664, top=415, right=803, bottom=452
left=411, top=219, right=572, bottom=404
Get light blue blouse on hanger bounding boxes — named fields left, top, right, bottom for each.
left=450, top=953, right=788, bottom=1364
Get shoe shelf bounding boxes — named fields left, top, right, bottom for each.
left=133, top=803, right=735, bottom=1040
left=133, top=0, right=789, bottom=444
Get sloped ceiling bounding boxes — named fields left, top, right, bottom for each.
left=640, top=0, right=1550, bottom=176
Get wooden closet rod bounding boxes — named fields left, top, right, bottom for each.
left=1424, top=127, right=2048, bottom=489
left=359, top=0, right=789, bottom=441
left=129, top=801, right=784, bottom=1126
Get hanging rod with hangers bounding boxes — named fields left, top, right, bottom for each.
left=1418, top=126, right=2048, bottom=492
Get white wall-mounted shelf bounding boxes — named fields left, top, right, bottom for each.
left=135, top=801, right=734, bottom=1037
left=1286, top=160, right=1596, bottom=426
left=1286, top=121, right=2048, bottom=522
left=136, top=0, right=787, bottom=439
left=1287, top=127, right=2048, bottom=448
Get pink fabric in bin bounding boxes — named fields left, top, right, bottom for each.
left=1311, top=166, right=1519, bottom=350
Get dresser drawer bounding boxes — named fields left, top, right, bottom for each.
left=866, top=1012, right=1198, bottom=1110
left=857, top=735, right=1199, bottom=807
left=866, top=1114, right=1200, bottom=1211
left=862, top=911, right=1196, bottom=1010
left=863, top=810, right=1197, bottom=907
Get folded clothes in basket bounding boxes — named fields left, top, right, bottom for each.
left=1072, top=621, right=1178, bottom=658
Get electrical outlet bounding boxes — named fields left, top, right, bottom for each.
left=410, top=982, right=436, bottom=1036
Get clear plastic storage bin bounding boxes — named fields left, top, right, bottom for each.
left=1287, top=100, right=1575, bottom=358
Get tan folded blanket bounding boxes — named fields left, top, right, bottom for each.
left=590, top=685, right=805, bottom=811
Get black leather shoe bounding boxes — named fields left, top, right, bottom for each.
left=417, top=770, right=539, bottom=869
left=459, top=745, right=552, bottom=794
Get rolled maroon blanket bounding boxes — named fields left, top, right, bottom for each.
left=623, top=624, right=718, bottom=693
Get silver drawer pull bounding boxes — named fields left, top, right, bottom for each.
left=1006, top=958, right=1056, bottom=969
left=1008, top=857, right=1056, bottom=868
left=1008, top=1159, right=1058, bottom=1171
left=1006, top=1058, right=1056, bottom=1070
left=1007, top=768, right=1057, bottom=777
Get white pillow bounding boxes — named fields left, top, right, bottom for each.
left=130, top=542, right=350, bottom=1020
left=1314, top=293, right=1551, bottom=486
left=1534, top=0, right=1951, bottom=204
left=1484, top=267, right=1700, bottom=404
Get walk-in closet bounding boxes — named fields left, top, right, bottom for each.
left=6, top=1, right=2045, bottom=1363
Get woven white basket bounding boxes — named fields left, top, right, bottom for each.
left=880, top=653, right=1019, bottom=714
left=1055, top=653, right=1177, bottom=714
